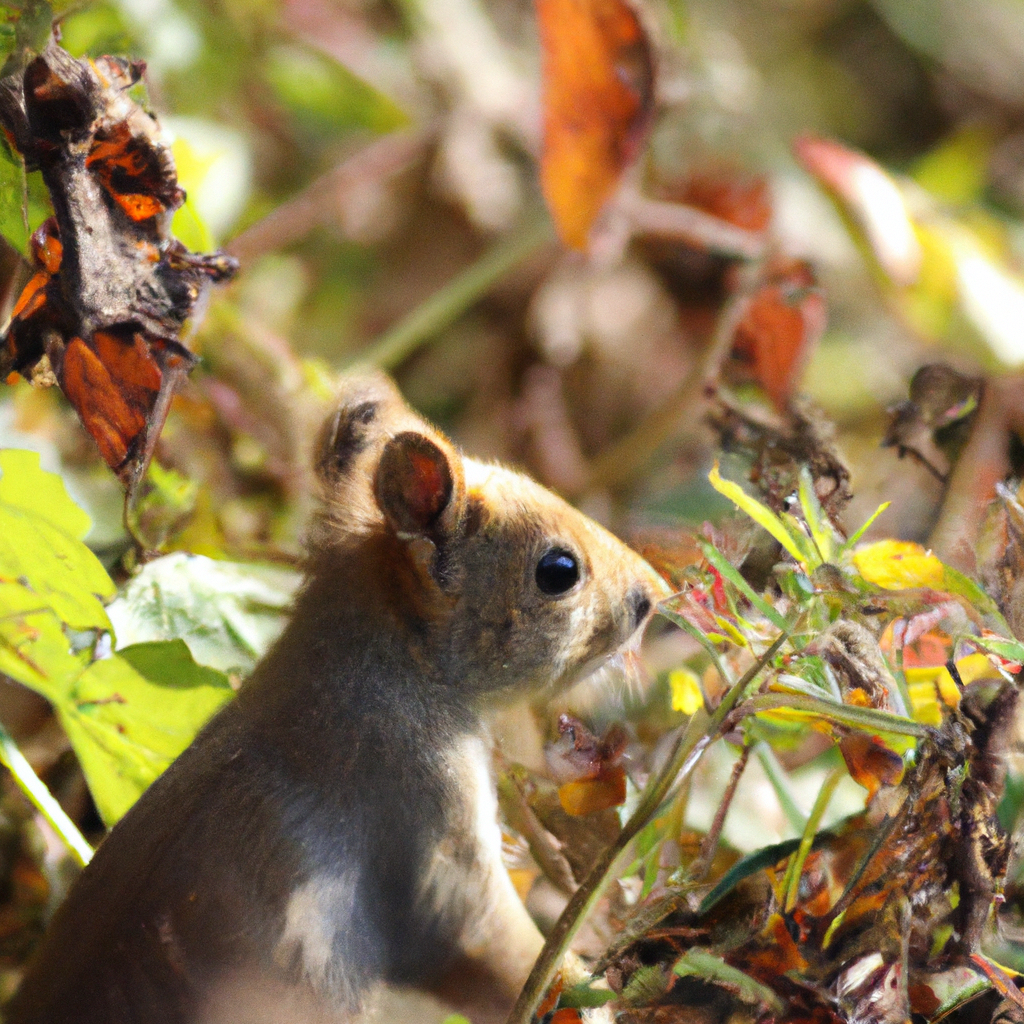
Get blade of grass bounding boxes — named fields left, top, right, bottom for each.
left=0, top=722, right=92, bottom=867
left=797, top=466, right=833, bottom=564
left=840, top=500, right=890, bottom=553
left=698, top=837, right=803, bottom=915
left=743, top=692, right=930, bottom=738
left=351, top=213, right=554, bottom=370
left=698, top=539, right=788, bottom=631
left=708, top=463, right=809, bottom=567
left=752, top=741, right=806, bottom=834
left=782, top=766, right=844, bottom=911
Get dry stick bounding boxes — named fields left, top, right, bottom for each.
left=688, top=743, right=750, bottom=882
left=503, top=628, right=790, bottom=1024
left=352, top=213, right=555, bottom=371
left=618, top=192, right=767, bottom=261
left=576, top=290, right=751, bottom=497
left=928, top=373, right=1024, bottom=575
left=0, top=723, right=92, bottom=867
left=226, top=128, right=430, bottom=264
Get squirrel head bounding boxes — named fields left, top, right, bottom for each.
left=313, top=374, right=667, bottom=703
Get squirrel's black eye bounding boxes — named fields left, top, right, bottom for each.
left=536, top=548, right=579, bottom=595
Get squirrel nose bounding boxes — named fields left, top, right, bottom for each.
left=626, top=586, right=653, bottom=633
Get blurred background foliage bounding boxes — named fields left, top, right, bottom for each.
left=2, top=0, right=1024, bottom=568
left=0, top=0, right=1022, bottom=1006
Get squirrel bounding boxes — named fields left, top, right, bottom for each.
left=6, top=374, right=667, bottom=1024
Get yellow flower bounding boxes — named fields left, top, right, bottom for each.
left=669, top=668, right=704, bottom=715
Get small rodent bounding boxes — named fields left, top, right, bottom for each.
left=7, top=374, right=666, bottom=1024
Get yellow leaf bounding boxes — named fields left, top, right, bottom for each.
left=906, top=652, right=998, bottom=724
left=852, top=540, right=945, bottom=590
left=669, top=668, right=704, bottom=715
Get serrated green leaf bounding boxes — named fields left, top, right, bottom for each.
left=673, top=948, right=783, bottom=1013
left=107, top=553, right=300, bottom=674
left=60, top=641, right=233, bottom=825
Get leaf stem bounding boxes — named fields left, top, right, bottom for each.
left=782, top=766, right=843, bottom=912
left=504, top=628, right=790, bottom=1024
left=351, top=214, right=554, bottom=371
left=0, top=722, right=92, bottom=867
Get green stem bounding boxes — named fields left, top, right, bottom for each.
left=742, top=692, right=930, bottom=738
left=504, top=628, right=790, bottom=1024
left=0, top=722, right=92, bottom=867
left=753, top=741, right=807, bottom=835
left=782, top=766, right=843, bottom=912
left=350, top=214, right=554, bottom=371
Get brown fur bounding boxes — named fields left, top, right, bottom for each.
left=7, top=374, right=666, bottom=1024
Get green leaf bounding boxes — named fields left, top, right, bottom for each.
left=0, top=448, right=91, bottom=537
left=0, top=587, right=88, bottom=688
left=698, top=837, right=802, bottom=914
left=265, top=43, right=407, bottom=139
left=745, top=692, right=930, bottom=739
left=0, top=450, right=113, bottom=631
left=840, top=500, right=890, bottom=553
left=708, top=462, right=811, bottom=568
left=973, top=635, right=1024, bottom=664
left=107, top=553, right=300, bottom=674
left=0, top=0, right=51, bottom=75
left=60, top=641, right=233, bottom=825
left=698, top=539, right=788, bottom=631
left=558, top=982, right=616, bottom=1008
left=797, top=466, right=834, bottom=564
left=0, top=137, right=28, bottom=254
left=673, top=948, right=783, bottom=1014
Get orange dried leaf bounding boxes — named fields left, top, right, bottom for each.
left=839, top=733, right=905, bottom=797
left=679, top=170, right=772, bottom=232
left=558, top=767, right=627, bottom=816
left=537, top=0, right=653, bottom=249
left=60, top=336, right=147, bottom=468
left=729, top=260, right=826, bottom=412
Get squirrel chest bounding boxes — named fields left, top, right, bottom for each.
left=7, top=375, right=664, bottom=1024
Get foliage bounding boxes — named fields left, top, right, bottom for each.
left=0, top=0, right=1023, bottom=1018
left=0, top=451, right=237, bottom=826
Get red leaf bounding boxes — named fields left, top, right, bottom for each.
left=729, top=259, right=826, bottom=411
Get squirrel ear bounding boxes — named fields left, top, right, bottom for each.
left=315, top=373, right=409, bottom=484
left=374, top=432, right=465, bottom=540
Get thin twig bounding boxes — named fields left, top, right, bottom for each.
left=503, top=628, right=790, bottom=1024
left=226, top=129, right=430, bottom=264
left=576, top=291, right=750, bottom=496
left=618, top=191, right=767, bottom=261
left=351, top=213, right=554, bottom=371
left=782, top=766, right=843, bottom=912
left=0, top=722, right=92, bottom=867
left=689, top=743, right=750, bottom=882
